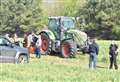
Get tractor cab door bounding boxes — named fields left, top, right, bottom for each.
left=60, top=17, right=75, bottom=40
left=48, top=19, right=61, bottom=40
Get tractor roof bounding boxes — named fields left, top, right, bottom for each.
left=49, top=16, right=75, bottom=20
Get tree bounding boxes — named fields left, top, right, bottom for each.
left=0, top=0, right=42, bottom=35
left=76, top=0, right=120, bottom=40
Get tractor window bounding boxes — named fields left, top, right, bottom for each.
left=62, top=19, right=75, bottom=30
left=49, top=19, right=59, bottom=30
left=48, top=19, right=60, bottom=39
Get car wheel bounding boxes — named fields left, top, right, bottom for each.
left=18, top=55, right=28, bottom=64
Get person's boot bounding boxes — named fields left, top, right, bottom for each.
left=38, top=54, right=41, bottom=58
left=115, top=65, right=118, bottom=70
left=109, top=65, right=112, bottom=69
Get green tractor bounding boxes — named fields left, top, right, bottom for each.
left=40, top=16, right=88, bottom=58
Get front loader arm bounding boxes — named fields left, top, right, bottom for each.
left=67, top=29, right=87, bottom=46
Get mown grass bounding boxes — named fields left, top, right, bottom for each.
left=0, top=40, right=120, bottom=82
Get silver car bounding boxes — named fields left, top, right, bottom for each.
left=0, top=37, right=29, bottom=64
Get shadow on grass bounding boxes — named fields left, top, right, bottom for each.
left=97, top=65, right=108, bottom=69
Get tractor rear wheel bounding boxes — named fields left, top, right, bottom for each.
left=61, top=40, right=77, bottom=58
left=40, top=32, right=52, bottom=55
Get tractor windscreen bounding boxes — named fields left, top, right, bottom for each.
left=62, top=18, right=75, bottom=30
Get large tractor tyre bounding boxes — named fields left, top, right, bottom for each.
left=40, top=32, right=52, bottom=55
left=61, top=40, right=77, bottom=58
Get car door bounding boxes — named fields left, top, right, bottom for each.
left=0, top=44, right=2, bottom=63
left=0, top=38, right=5, bottom=63
left=0, top=38, right=16, bottom=63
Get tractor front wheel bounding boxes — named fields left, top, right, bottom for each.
left=40, top=32, right=52, bottom=55
left=61, top=40, right=77, bottom=58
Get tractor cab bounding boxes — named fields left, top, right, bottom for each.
left=48, top=16, right=75, bottom=40
left=48, top=16, right=75, bottom=30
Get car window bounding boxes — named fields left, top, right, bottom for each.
left=0, top=38, right=10, bottom=45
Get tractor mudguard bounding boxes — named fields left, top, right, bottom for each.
left=61, top=39, right=77, bottom=58
left=40, top=30, right=55, bottom=41
left=67, top=29, right=87, bottom=46
left=39, top=30, right=56, bottom=55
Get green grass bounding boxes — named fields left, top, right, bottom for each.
left=0, top=40, right=120, bottom=82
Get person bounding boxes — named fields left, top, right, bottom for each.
left=8, top=34, right=14, bottom=43
left=23, top=33, right=28, bottom=48
left=5, top=34, right=14, bottom=43
left=13, top=33, right=18, bottom=42
left=109, top=41, right=119, bottom=70
left=13, top=33, right=20, bottom=46
left=28, top=31, right=37, bottom=46
left=27, top=31, right=37, bottom=57
left=88, top=38, right=99, bottom=69
left=27, top=32, right=34, bottom=47
left=5, top=34, right=10, bottom=40
left=35, top=34, right=41, bottom=58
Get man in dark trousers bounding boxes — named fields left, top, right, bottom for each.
left=88, top=38, right=99, bottom=69
left=109, top=41, right=119, bottom=70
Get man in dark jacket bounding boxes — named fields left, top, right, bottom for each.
left=88, top=38, right=99, bottom=69
left=109, top=41, right=118, bottom=70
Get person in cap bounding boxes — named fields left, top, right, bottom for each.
left=88, top=38, right=99, bottom=69
left=109, top=40, right=119, bottom=70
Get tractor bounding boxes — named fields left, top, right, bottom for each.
left=39, top=16, right=88, bottom=58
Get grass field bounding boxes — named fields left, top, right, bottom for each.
left=0, top=40, right=120, bottom=82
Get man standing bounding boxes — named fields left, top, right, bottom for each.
left=88, top=38, right=99, bottom=69
left=109, top=41, right=119, bottom=70
left=35, top=34, right=41, bottom=58
left=27, top=31, right=37, bottom=57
